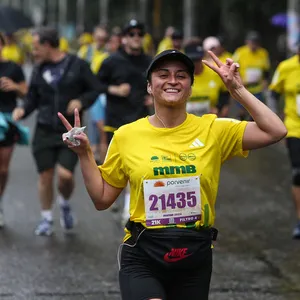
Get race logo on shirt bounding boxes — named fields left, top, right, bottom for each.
left=153, top=165, right=196, bottom=176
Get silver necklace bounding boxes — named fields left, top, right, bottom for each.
left=155, top=113, right=167, bottom=128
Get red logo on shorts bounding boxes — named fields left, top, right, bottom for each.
left=164, top=248, right=192, bottom=262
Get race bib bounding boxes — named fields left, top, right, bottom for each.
left=296, top=95, right=300, bottom=116
left=143, top=176, right=201, bottom=227
left=245, top=68, right=262, bottom=84
left=186, top=101, right=210, bottom=116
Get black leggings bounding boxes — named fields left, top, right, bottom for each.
left=119, top=227, right=213, bottom=300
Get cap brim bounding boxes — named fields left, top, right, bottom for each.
left=147, top=50, right=194, bottom=80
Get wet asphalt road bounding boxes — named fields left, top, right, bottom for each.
left=1, top=65, right=300, bottom=300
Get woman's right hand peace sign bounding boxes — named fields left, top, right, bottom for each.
left=58, top=108, right=90, bottom=155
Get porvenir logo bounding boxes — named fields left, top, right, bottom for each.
left=154, top=181, right=165, bottom=187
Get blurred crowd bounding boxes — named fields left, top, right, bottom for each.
left=1, top=19, right=300, bottom=238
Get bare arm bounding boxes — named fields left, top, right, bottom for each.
left=58, top=109, right=123, bottom=210
left=78, top=148, right=123, bottom=210
left=203, top=51, right=287, bottom=151
left=0, top=78, right=28, bottom=97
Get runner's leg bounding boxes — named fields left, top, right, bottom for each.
left=0, top=146, right=14, bottom=196
left=0, top=145, right=15, bottom=227
left=57, top=147, right=78, bottom=230
left=165, top=249, right=212, bottom=300
left=119, top=244, right=166, bottom=300
left=286, top=138, right=300, bottom=238
left=32, top=141, right=56, bottom=236
left=34, top=167, right=55, bottom=236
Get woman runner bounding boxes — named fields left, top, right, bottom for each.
left=58, top=49, right=286, bottom=300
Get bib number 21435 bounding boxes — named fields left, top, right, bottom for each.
left=143, top=176, right=201, bottom=226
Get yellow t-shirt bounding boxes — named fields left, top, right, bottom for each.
left=90, top=51, right=109, bottom=74
left=188, top=66, right=226, bottom=116
left=2, top=44, right=24, bottom=65
left=77, top=44, right=89, bottom=60
left=99, top=114, right=248, bottom=240
left=77, top=44, right=102, bottom=63
left=232, top=45, right=270, bottom=94
left=269, top=55, right=300, bottom=138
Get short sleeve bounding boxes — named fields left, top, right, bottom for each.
left=98, top=134, right=128, bottom=188
left=269, top=64, right=285, bottom=94
left=211, top=118, right=249, bottom=163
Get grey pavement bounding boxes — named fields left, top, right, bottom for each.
left=0, top=65, right=299, bottom=299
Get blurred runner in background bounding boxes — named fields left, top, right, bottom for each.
left=233, top=31, right=270, bottom=120
left=156, top=26, right=174, bottom=54
left=269, top=41, right=300, bottom=239
left=0, top=32, right=28, bottom=227
left=97, top=19, right=152, bottom=222
left=2, top=33, right=25, bottom=66
left=12, top=27, right=103, bottom=236
left=203, top=36, right=232, bottom=64
left=77, top=25, right=108, bottom=63
left=185, top=43, right=230, bottom=117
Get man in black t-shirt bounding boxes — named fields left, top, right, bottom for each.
left=97, top=19, right=152, bottom=222
left=0, top=32, right=28, bottom=228
left=97, top=19, right=153, bottom=144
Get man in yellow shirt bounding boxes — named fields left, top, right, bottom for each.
left=269, top=47, right=300, bottom=239
left=185, top=43, right=230, bottom=117
left=58, top=49, right=286, bottom=299
left=233, top=31, right=270, bottom=120
left=77, top=25, right=108, bottom=63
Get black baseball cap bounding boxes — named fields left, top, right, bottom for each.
left=123, top=19, right=145, bottom=35
left=146, top=49, right=195, bottom=84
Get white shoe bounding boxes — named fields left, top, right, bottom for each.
left=34, top=218, right=53, bottom=236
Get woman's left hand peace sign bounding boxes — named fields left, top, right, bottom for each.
left=202, top=50, right=243, bottom=92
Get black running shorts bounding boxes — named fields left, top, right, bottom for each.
left=32, top=125, right=78, bottom=173
left=0, top=121, right=20, bottom=147
left=119, top=227, right=213, bottom=300
left=286, top=137, right=300, bottom=168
